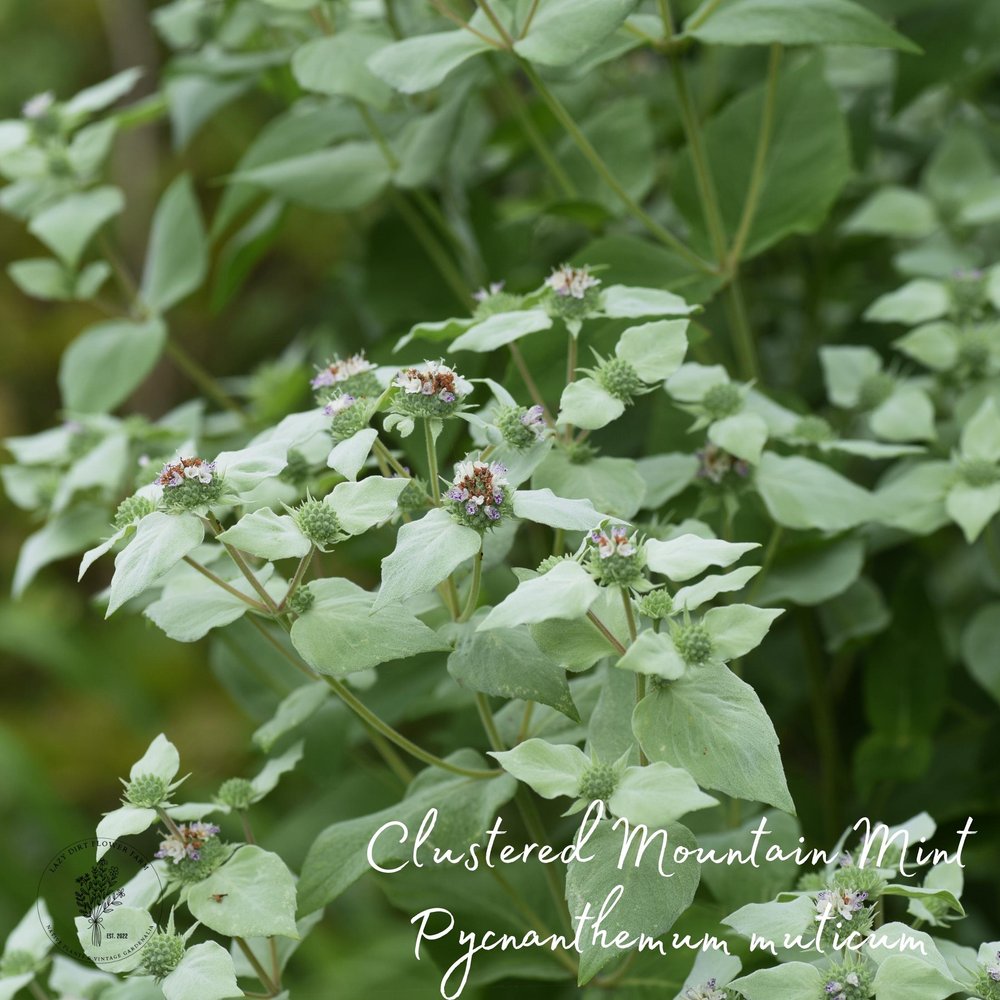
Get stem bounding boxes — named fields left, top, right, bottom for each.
left=239, top=811, right=256, bottom=845
left=373, top=437, right=411, bottom=478
left=669, top=58, right=727, bottom=263
left=390, top=188, right=474, bottom=309
left=657, top=0, right=675, bottom=37
left=183, top=557, right=268, bottom=611
left=278, top=549, right=314, bottom=612
left=164, top=339, right=245, bottom=418
left=621, top=588, right=637, bottom=643
left=516, top=700, right=535, bottom=743
left=246, top=617, right=499, bottom=779
left=459, top=549, right=484, bottom=622
left=268, top=937, right=282, bottom=992
left=235, top=938, right=280, bottom=997
left=565, top=330, right=577, bottom=386
left=686, top=0, right=725, bottom=32
left=519, top=0, right=541, bottom=36
left=519, top=60, right=712, bottom=274
left=728, top=44, right=783, bottom=268
left=155, top=806, right=184, bottom=841
left=723, top=276, right=760, bottom=381
left=747, top=523, right=783, bottom=602
left=474, top=0, right=514, bottom=46
left=490, top=59, right=577, bottom=199
left=208, top=514, right=282, bottom=614
left=364, top=723, right=415, bottom=784
left=29, top=983, right=51, bottom=1000
left=587, top=609, right=627, bottom=656
left=424, top=418, right=441, bottom=503
left=508, top=343, right=553, bottom=422
left=430, top=0, right=505, bottom=47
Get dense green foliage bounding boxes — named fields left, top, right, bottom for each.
left=3, top=1, right=1000, bottom=998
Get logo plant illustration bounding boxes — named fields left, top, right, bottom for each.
left=74, top=859, right=125, bottom=947
left=3, top=1, right=1000, bottom=999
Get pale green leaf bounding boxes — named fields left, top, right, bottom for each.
left=865, top=279, right=951, bottom=324
left=292, top=577, right=449, bottom=675
left=489, top=738, right=589, bottom=799
left=478, top=561, right=600, bottom=631
left=820, top=345, right=882, bottom=408
left=600, top=284, right=695, bottom=318
left=28, top=186, right=124, bottom=268
left=870, top=387, right=936, bottom=443
left=162, top=942, right=242, bottom=1000
left=514, top=0, right=639, bottom=67
left=616, top=630, right=686, bottom=680
left=533, top=450, right=647, bottom=520
left=708, top=411, right=769, bottom=464
left=367, top=30, right=494, bottom=95
left=141, top=174, right=207, bottom=313
left=615, top=319, right=689, bottom=382
left=609, top=763, right=718, bottom=827
left=673, top=565, right=760, bottom=611
left=188, top=846, right=298, bottom=939
left=75, top=907, right=154, bottom=974
left=556, top=378, right=625, bottom=430
left=960, top=398, right=1000, bottom=462
left=729, top=961, right=825, bottom=999
left=216, top=508, right=310, bottom=561
left=893, top=322, right=960, bottom=371
left=449, top=309, right=552, bottom=353
left=512, top=488, right=609, bottom=530
left=327, top=428, right=377, bottom=481
left=292, top=31, right=393, bottom=108
left=843, top=186, right=938, bottom=238
left=645, top=533, right=758, bottom=582
left=327, top=475, right=407, bottom=534
left=252, top=681, right=330, bottom=752
left=633, top=664, right=794, bottom=812
left=703, top=604, right=783, bottom=660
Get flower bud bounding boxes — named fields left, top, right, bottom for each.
left=124, top=774, right=169, bottom=808
left=140, top=932, right=185, bottom=980
left=578, top=762, right=618, bottom=803
left=217, top=777, right=255, bottom=811
left=596, top=357, right=644, bottom=404
left=496, top=404, right=547, bottom=450
left=114, top=494, right=155, bottom=529
left=288, top=585, right=315, bottom=616
left=702, top=382, right=742, bottom=419
left=673, top=623, right=713, bottom=666
left=295, top=498, right=342, bottom=546
left=637, top=589, right=674, bottom=620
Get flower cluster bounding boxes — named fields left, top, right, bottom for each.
left=392, top=360, right=472, bottom=418
left=823, top=968, right=872, bottom=1000
left=310, top=352, right=380, bottom=398
left=546, top=264, right=600, bottom=300
left=594, top=355, right=645, bottom=404
left=446, top=460, right=512, bottom=530
left=696, top=444, right=750, bottom=484
left=816, top=888, right=869, bottom=922
left=471, top=280, right=523, bottom=319
left=585, top=525, right=645, bottom=587
left=22, top=91, right=56, bottom=120
left=683, top=979, right=731, bottom=1000
left=155, top=822, right=221, bottom=864
left=324, top=392, right=371, bottom=442
left=156, top=457, right=223, bottom=511
left=495, top=403, right=547, bottom=450
left=113, top=493, right=155, bottom=530
left=578, top=762, right=618, bottom=804
left=294, top=497, right=343, bottom=547
left=976, top=950, right=1000, bottom=999
left=139, top=930, right=185, bottom=981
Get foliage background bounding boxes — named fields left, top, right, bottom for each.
left=2, top=0, right=1000, bottom=995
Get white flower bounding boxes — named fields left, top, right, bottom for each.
left=546, top=264, right=600, bottom=300
left=22, top=91, right=55, bottom=119
left=816, top=888, right=868, bottom=922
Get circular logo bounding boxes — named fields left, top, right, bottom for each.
left=36, top=839, right=163, bottom=967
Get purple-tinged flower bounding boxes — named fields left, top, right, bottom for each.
left=546, top=264, right=600, bottom=300
left=473, top=281, right=505, bottom=302
left=156, top=457, right=216, bottom=488
left=154, top=822, right=221, bottom=865
left=323, top=393, right=357, bottom=417
left=310, top=352, right=376, bottom=390
left=447, top=459, right=511, bottom=530
left=22, top=91, right=55, bottom=119
left=816, top=888, right=869, bottom=922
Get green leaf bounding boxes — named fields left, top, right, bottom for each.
left=217, top=507, right=310, bottom=561
left=820, top=344, right=881, bottom=407
left=864, top=279, right=951, bottom=324
left=703, top=604, right=783, bottom=660
left=960, top=398, right=1000, bottom=461
left=843, top=186, right=938, bottom=238
left=893, top=322, right=959, bottom=371
left=870, top=387, right=936, bottom=442
left=75, top=907, right=155, bottom=974
left=961, top=603, right=1000, bottom=706
left=755, top=537, right=864, bottom=607
left=144, top=564, right=280, bottom=642
left=448, top=618, right=578, bottom=719
left=188, top=845, right=298, bottom=939
left=875, top=460, right=951, bottom=535
left=636, top=453, right=700, bottom=507
left=141, top=174, right=207, bottom=313
left=709, top=411, right=769, bottom=464
left=531, top=587, right=629, bottom=671
left=673, top=565, right=760, bottom=611
left=95, top=805, right=158, bottom=851
left=327, top=428, right=378, bottom=481
left=633, top=663, right=794, bottom=812
left=673, top=58, right=851, bottom=260
left=729, top=961, right=825, bottom=999
left=645, top=534, right=758, bottom=582
left=478, top=561, right=601, bottom=631
left=534, top=450, right=647, bottom=520
left=514, top=0, right=639, bottom=67
left=686, top=0, right=920, bottom=51
left=298, top=752, right=516, bottom=913
left=449, top=308, right=552, bottom=353
left=12, top=503, right=110, bottom=597
left=250, top=741, right=303, bottom=800
left=870, top=956, right=959, bottom=1000
left=819, top=576, right=891, bottom=652
left=599, top=284, right=696, bottom=319
left=946, top=481, right=1000, bottom=543
left=616, top=631, right=686, bottom=680
left=724, top=895, right=816, bottom=953
left=367, top=30, right=494, bottom=95
left=489, top=738, right=588, bottom=798
left=609, top=763, right=718, bottom=827
left=230, top=142, right=391, bottom=213
left=8, top=258, right=76, bottom=300
left=28, top=186, right=124, bottom=268
left=557, top=378, right=625, bottom=430
left=512, top=488, right=609, bottom=531
left=615, top=319, right=689, bottom=382
left=252, top=680, right=330, bottom=752
left=374, top=508, right=481, bottom=609
left=106, top=512, right=205, bottom=616
left=292, top=31, right=393, bottom=109
left=565, top=820, right=700, bottom=983
left=327, top=476, right=407, bottom=535
left=58, top=318, right=166, bottom=414
left=754, top=452, right=875, bottom=531
left=162, top=943, right=241, bottom=1000
left=65, top=67, right=143, bottom=117
left=291, top=577, right=449, bottom=675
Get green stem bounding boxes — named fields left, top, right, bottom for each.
left=239, top=811, right=255, bottom=845
left=474, top=0, right=514, bottom=46
left=728, top=44, right=783, bottom=268
left=155, top=806, right=184, bottom=841
left=424, top=418, right=441, bottom=502
left=490, top=59, right=577, bottom=198
left=519, top=60, right=712, bottom=274
left=508, top=342, right=553, bottom=423
left=459, top=549, right=484, bottom=622
left=587, top=609, right=627, bottom=655
left=246, top=616, right=499, bottom=779
left=268, top=938, right=282, bottom=992
left=657, top=0, right=675, bottom=37
left=363, top=723, right=415, bottom=784
left=164, top=339, right=245, bottom=418
left=430, top=0, right=505, bottom=47
left=621, top=588, right=637, bottom=643
left=621, top=589, right=648, bottom=764
left=686, top=0, right=725, bottom=31
left=29, top=983, right=51, bottom=1000
left=516, top=700, right=535, bottom=743
left=475, top=692, right=505, bottom=751
left=278, top=548, right=314, bottom=612
left=518, top=0, right=541, bottom=37
left=723, top=276, right=760, bottom=381
left=747, top=523, right=783, bottom=603
left=208, top=514, right=282, bottom=614
left=669, top=58, right=728, bottom=263
left=373, top=437, right=411, bottom=478
left=182, top=556, right=268, bottom=611
left=235, top=938, right=280, bottom=997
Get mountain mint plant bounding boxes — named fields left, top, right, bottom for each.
left=4, top=1, right=1000, bottom=998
